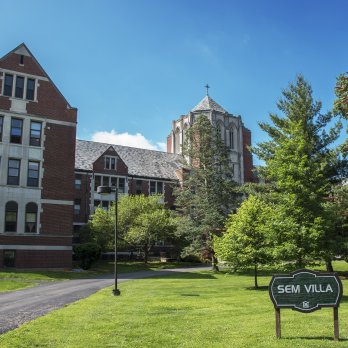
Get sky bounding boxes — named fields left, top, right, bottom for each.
left=1, top=0, right=347, bottom=162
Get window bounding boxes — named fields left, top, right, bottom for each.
left=75, top=174, right=82, bottom=189
left=25, top=203, right=38, bottom=233
left=26, top=79, right=35, bottom=100
left=103, top=176, right=111, bottom=186
left=74, top=199, right=81, bottom=215
left=150, top=181, right=156, bottom=195
left=15, top=76, right=24, bottom=98
left=102, top=201, right=109, bottom=210
left=136, top=180, right=142, bottom=194
left=5, top=201, right=18, bottom=232
left=20, top=55, right=24, bottom=65
left=94, top=175, right=101, bottom=191
left=229, top=130, right=234, bottom=149
left=150, top=181, right=163, bottom=195
left=157, top=182, right=163, bottom=194
left=30, top=121, right=42, bottom=146
left=105, top=156, right=117, bottom=170
left=4, top=74, right=13, bottom=96
left=10, top=118, right=23, bottom=144
left=111, top=176, right=117, bottom=187
left=8, top=159, right=20, bottom=185
left=3, top=250, right=16, bottom=267
left=27, top=161, right=40, bottom=187
left=0, top=115, right=3, bottom=141
left=119, top=178, right=125, bottom=193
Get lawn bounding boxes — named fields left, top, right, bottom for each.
left=1, top=263, right=348, bottom=347
left=0, top=260, right=203, bottom=292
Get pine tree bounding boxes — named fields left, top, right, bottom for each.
left=253, top=75, right=342, bottom=269
left=175, top=115, right=238, bottom=270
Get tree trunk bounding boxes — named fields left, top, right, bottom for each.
left=211, top=253, right=219, bottom=272
left=326, top=260, right=334, bottom=272
left=144, top=249, right=148, bottom=264
left=254, top=263, right=258, bottom=290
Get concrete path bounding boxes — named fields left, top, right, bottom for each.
left=0, top=266, right=210, bottom=334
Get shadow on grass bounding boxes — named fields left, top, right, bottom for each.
left=145, top=271, right=217, bottom=280
left=245, top=285, right=269, bottom=291
left=282, top=336, right=348, bottom=342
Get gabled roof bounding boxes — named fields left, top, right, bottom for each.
left=191, top=95, right=227, bottom=114
left=0, top=43, right=76, bottom=110
left=75, top=139, right=182, bottom=180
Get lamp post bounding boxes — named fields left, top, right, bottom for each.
left=97, top=185, right=121, bottom=296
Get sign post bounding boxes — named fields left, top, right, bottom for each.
left=269, top=269, right=343, bottom=340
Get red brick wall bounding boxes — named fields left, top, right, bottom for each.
left=128, top=178, right=149, bottom=196
left=0, top=235, right=72, bottom=246
left=40, top=204, right=73, bottom=237
left=164, top=182, right=176, bottom=208
left=0, top=250, right=72, bottom=269
left=0, top=51, right=46, bottom=77
left=74, top=173, right=91, bottom=223
left=242, top=126, right=253, bottom=183
left=92, top=148, right=128, bottom=176
left=41, top=123, right=76, bottom=200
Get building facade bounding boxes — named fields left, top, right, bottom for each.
left=0, top=44, right=77, bottom=268
left=0, top=43, right=254, bottom=268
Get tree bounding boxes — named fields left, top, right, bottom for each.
left=175, top=115, right=238, bottom=271
left=89, top=207, right=114, bottom=251
left=120, top=195, right=177, bottom=263
left=214, top=195, right=274, bottom=289
left=334, top=72, right=348, bottom=152
left=253, top=75, right=342, bottom=269
left=90, top=194, right=177, bottom=263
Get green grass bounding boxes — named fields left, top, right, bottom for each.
left=2, top=263, right=348, bottom=347
left=0, top=260, right=203, bottom=292
left=0, top=280, right=36, bottom=292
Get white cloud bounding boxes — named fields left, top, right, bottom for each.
left=91, top=130, right=166, bottom=152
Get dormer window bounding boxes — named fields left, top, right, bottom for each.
left=105, top=156, right=117, bottom=170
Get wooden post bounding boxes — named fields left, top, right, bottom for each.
left=333, top=307, right=339, bottom=341
left=275, top=308, right=281, bottom=338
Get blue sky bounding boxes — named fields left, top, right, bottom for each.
left=1, top=0, right=347, bottom=160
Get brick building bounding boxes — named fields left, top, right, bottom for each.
left=0, top=43, right=253, bottom=268
left=0, top=44, right=77, bottom=268
left=73, top=140, right=181, bottom=241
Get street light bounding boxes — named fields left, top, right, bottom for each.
left=97, top=185, right=121, bottom=296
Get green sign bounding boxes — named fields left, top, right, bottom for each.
left=269, top=269, right=342, bottom=313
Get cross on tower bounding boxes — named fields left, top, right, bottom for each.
left=205, top=84, right=210, bottom=96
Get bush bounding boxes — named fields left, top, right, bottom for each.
left=74, top=243, right=101, bottom=270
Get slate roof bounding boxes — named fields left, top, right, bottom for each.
left=191, top=95, right=227, bottom=114
left=75, top=139, right=182, bottom=180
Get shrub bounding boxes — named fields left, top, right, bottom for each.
left=74, top=242, right=101, bottom=270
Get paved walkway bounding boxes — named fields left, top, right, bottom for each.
left=0, top=266, right=209, bottom=334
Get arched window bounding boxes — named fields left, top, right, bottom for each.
left=174, top=127, right=181, bottom=154
left=25, top=202, right=38, bottom=233
left=5, top=201, right=18, bottom=232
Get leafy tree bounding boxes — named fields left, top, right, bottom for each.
left=253, top=75, right=342, bottom=269
left=214, top=195, right=274, bottom=289
left=175, top=115, right=238, bottom=271
left=119, top=194, right=177, bottom=263
left=89, top=206, right=115, bottom=251
left=90, top=194, right=177, bottom=263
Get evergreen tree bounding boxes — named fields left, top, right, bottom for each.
left=175, top=115, right=238, bottom=271
left=253, top=75, right=342, bottom=269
